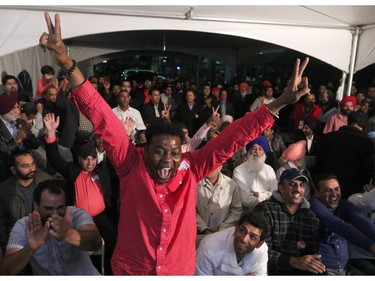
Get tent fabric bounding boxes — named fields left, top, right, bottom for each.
left=1, top=5, right=375, bottom=94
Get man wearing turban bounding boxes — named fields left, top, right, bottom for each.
left=323, top=96, right=356, bottom=134
left=232, top=135, right=278, bottom=211
left=276, top=140, right=315, bottom=199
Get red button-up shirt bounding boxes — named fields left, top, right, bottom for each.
left=72, top=80, right=274, bottom=275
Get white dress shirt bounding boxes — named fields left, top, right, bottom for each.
left=112, top=106, right=146, bottom=141
left=233, top=161, right=277, bottom=210
left=196, top=227, right=268, bottom=275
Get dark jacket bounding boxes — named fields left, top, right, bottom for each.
left=45, top=139, right=117, bottom=219
left=0, top=118, right=40, bottom=153
left=316, top=126, right=374, bottom=198
left=0, top=170, right=51, bottom=252
left=174, top=102, right=205, bottom=137
left=141, top=101, right=164, bottom=126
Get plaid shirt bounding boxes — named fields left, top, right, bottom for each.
left=254, top=192, right=320, bottom=275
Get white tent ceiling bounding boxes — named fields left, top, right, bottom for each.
left=1, top=5, right=375, bottom=95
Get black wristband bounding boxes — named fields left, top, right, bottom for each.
left=61, top=59, right=77, bottom=77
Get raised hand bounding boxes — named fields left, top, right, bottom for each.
left=281, top=58, right=310, bottom=104
left=48, top=206, right=72, bottom=241
left=267, top=58, right=310, bottom=114
left=206, top=105, right=221, bottom=128
left=162, top=103, right=172, bottom=122
left=40, top=13, right=85, bottom=89
left=26, top=211, right=50, bottom=252
left=43, top=113, right=60, bottom=133
left=123, top=117, right=135, bottom=136
left=39, top=12, right=70, bottom=68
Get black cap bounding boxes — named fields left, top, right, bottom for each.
left=77, top=140, right=97, bottom=158
left=279, top=168, right=308, bottom=184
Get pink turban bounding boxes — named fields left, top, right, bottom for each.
left=340, top=96, right=356, bottom=108
left=282, top=140, right=306, bottom=161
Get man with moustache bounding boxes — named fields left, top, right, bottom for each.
left=323, top=96, right=356, bottom=134
left=0, top=149, right=51, bottom=253
left=232, top=135, right=278, bottom=211
left=195, top=211, right=269, bottom=275
left=0, top=92, right=28, bottom=152
left=2, top=75, right=30, bottom=102
left=0, top=180, right=102, bottom=275
left=254, top=168, right=326, bottom=275
left=310, top=173, right=375, bottom=275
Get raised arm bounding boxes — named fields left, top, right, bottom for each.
left=40, top=13, right=84, bottom=88
left=40, top=12, right=135, bottom=174
left=266, top=57, right=310, bottom=115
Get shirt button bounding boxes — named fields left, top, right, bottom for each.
left=159, top=194, right=163, bottom=198
left=163, top=228, right=167, bottom=232
left=179, top=181, right=182, bottom=184
left=159, top=247, right=163, bottom=251
left=157, top=266, right=161, bottom=270
left=164, top=209, right=168, bottom=213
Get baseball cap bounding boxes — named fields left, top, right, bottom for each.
left=77, top=140, right=97, bottom=158
left=279, top=168, right=308, bottom=184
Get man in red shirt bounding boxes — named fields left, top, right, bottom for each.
left=40, top=12, right=310, bottom=275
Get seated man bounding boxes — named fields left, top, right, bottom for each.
left=0, top=179, right=102, bottom=275
left=0, top=149, right=51, bottom=253
left=196, top=164, right=242, bottom=234
left=232, top=135, right=278, bottom=211
left=196, top=211, right=269, bottom=276
left=253, top=168, right=326, bottom=275
left=310, top=173, right=375, bottom=275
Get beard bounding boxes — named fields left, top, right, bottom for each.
left=4, top=113, right=18, bottom=123
left=15, top=169, right=36, bottom=180
left=247, top=153, right=266, bottom=172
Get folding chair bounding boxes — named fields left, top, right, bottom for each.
left=89, top=237, right=105, bottom=275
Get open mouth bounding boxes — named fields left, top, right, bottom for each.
left=157, top=168, right=172, bottom=180
left=291, top=192, right=302, bottom=199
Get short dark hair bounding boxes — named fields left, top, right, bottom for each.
left=20, top=102, right=37, bottom=116
left=314, top=173, right=339, bottom=191
left=41, top=65, right=55, bottom=75
left=145, top=123, right=184, bottom=146
left=10, top=149, right=34, bottom=167
left=238, top=210, right=271, bottom=241
left=33, top=180, right=65, bottom=206
left=2, top=75, right=18, bottom=85
left=149, top=87, right=160, bottom=96
left=185, top=88, right=196, bottom=96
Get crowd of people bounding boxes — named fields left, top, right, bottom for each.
left=0, top=12, right=375, bottom=276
